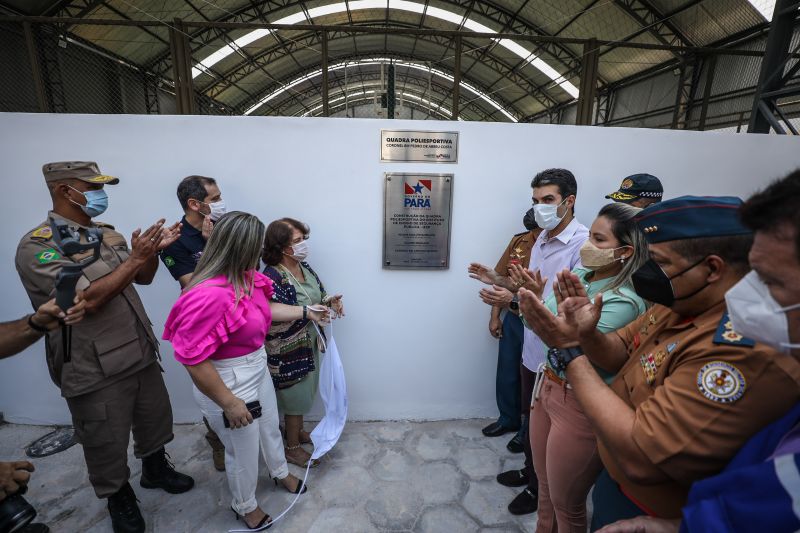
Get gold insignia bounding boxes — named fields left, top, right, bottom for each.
left=31, top=226, right=52, bottom=239
left=621, top=178, right=634, bottom=189
left=722, top=330, right=743, bottom=342
left=724, top=321, right=733, bottom=330
left=510, top=246, right=527, bottom=262
left=87, top=174, right=115, bottom=183
left=654, top=350, right=666, bottom=365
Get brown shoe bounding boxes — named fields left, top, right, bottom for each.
left=205, top=432, right=226, bottom=472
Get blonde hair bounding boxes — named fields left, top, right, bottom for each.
left=186, top=211, right=265, bottom=304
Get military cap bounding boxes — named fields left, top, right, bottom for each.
left=42, top=161, right=119, bottom=184
left=635, top=195, right=751, bottom=243
left=606, top=173, right=663, bottom=203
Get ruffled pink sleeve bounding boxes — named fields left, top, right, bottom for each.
left=163, top=283, right=247, bottom=366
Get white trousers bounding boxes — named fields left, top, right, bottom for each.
left=193, top=347, right=289, bottom=515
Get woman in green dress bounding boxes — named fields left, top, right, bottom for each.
left=262, top=218, right=345, bottom=468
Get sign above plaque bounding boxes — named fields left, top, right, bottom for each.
left=383, top=173, right=453, bottom=269
left=380, top=129, right=459, bottom=163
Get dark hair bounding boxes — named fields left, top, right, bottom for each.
left=530, top=168, right=578, bottom=199
left=177, top=175, right=217, bottom=210
left=668, top=234, right=754, bottom=275
left=263, top=217, right=310, bottom=266
left=740, top=169, right=800, bottom=261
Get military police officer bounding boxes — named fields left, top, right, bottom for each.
left=606, top=173, right=664, bottom=208
left=15, top=162, right=194, bottom=533
left=519, top=196, right=800, bottom=528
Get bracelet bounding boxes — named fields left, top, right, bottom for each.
left=27, top=314, right=49, bottom=333
left=302, top=305, right=308, bottom=320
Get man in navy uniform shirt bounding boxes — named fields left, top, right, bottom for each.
left=160, top=175, right=226, bottom=471
left=160, top=175, right=224, bottom=288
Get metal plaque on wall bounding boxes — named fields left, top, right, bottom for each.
left=383, top=173, right=453, bottom=269
left=380, top=129, right=459, bottom=163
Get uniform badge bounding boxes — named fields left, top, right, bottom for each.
left=509, top=246, right=526, bottom=265
left=164, top=256, right=176, bottom=267
left=713, top=313, right=755, bottom=347
left=667, top=342, right=678, bottom=353
left=653, top=350, right=667, bottom=366
left=621, top=178, right=634, bottom=190
left=35, top=248, right=61, bottom=264
left=31, top=226, right=52, bottom=240
left=697, top=361, right=746, bottom=403
left=640, top=353, right=658, bottom=385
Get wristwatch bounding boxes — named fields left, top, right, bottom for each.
left=547, top=346, right=583, bottom=373
left=509, top=295, right=519, bottom=311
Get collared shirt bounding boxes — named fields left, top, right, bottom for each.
left=522, top=217, right=588, bottom=370
left=494, top=229, right=542, bottom=274
left=598, top=301, right=800, bottom=518
left=160, top=216, right=205, bottom=281
left=15, top=211, right=159, bottom=397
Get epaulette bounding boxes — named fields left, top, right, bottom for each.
left=713, top=312, right=755, bottom=347
left=94, top=221, right=115, bottom=230
left=29, top=225, right=53, bottom=241
left=513, top=231, right=528, bottom=237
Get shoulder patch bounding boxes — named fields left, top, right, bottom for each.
left=697, top=361, right=746, bottom=403
left=35, top=248, right=61, bottom=264
left=30, top=226, right=52, bottom=240
left=163, top=256, right=176, bottom=268
left=713, top=312, right=755, bottom=347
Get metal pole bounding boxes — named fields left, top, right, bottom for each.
left=321, top=31, right=329, bottom=117
left=698, top=55, right=717, bottom=130
left=576, top=39, right=599, bottom=125
left=452, top=35, right=462, bottom=120
left=22, top=22, right=48, bottom=113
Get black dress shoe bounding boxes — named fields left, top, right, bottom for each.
left=107, top=483, right=145, bottom=533
left=496, top=468, right=530, bottom=487
left=140, top=447, right=195, bottom=494
left=482, top=421, right=518, bottom=437
left=506, top=433, right=524, bottom=453
left=508, top=487, right=539, bottom=515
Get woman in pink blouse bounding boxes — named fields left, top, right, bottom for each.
left=163, top=212, right=329, bottom=530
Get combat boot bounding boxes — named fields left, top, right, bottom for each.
left=107, top=482, right=145, bottom=533
left=139, top=447, right=194, bottom=494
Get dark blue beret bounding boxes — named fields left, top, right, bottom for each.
left=635, top=196, right=751, bottom=243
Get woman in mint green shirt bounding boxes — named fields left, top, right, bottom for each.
left=519, top=203, right=649, bottom=533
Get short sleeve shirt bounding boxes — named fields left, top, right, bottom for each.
left=598, top=301, right=800, bottom=518
left=160, top=216, right=205, bottom=280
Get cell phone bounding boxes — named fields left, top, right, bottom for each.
left=223, top=400, right=262, bottom=428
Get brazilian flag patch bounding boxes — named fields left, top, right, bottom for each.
left=36, top=248, right=61, bottom=264
left=164, top=256, right=176, bottom=267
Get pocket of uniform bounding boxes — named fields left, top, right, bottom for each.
left=81, top=259, right=115, bottom=282
left=93, top=331, right=142, bottom=377
left=72, top=402, right=115, bottom=447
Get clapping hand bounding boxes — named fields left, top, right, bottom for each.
left=556, top=270, right=604, bottom=338
left=201, top=215, right=214, bottom=241
left=479, top=285, right=513, bottom=308
left=468, top=263, right=500, bottom=286
left=508, top=264, right=547, bottom=297
left=131, top=219, right=182, bottom=259
left=518, top=285, right=579, bottom=348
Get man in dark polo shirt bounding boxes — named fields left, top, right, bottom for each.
left=159, top=175, right=226, bottom=471
left=160, top=175, right=224, bottom=287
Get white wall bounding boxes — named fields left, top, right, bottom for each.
left=1, top=113, right=798, bottom=425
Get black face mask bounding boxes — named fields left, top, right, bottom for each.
left=523, top=208, right=539, bottom=231
left=632, top=256, right=710, bottom=307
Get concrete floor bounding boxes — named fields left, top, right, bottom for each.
left=0, top=419, right=540, bottom=532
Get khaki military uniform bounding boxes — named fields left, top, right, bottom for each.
left=15, top=212, right=174, bottom=498
left=599, top=301, right=800, bottom=517
left=494, top=229, right=541, bottom=274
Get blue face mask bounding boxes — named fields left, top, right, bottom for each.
left=68, top=185, right=109, bottom=218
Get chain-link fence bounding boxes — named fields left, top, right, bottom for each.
left=1, top=15, right=799, bottom=133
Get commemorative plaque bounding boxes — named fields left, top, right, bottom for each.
left=380, top=130, right=459, bottom=163
left=383, top=173, right=453, bottom=269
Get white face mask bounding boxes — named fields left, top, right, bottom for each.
left=203, top=200, right=226, bottom=221
left=725, top=270, right=800, bottom=354
left=288, top=239, right=310, bottom=261
left=533, top=198, right=567, bottom=231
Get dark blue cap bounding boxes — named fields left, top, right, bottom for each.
left=635, top=196, right=751, bottom=243
left=606, top=173, right=663, bottom=203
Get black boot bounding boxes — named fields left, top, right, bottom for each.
left=107, top=482, right=145, bottom=533
left=139, top=447, right=194, bottom=494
